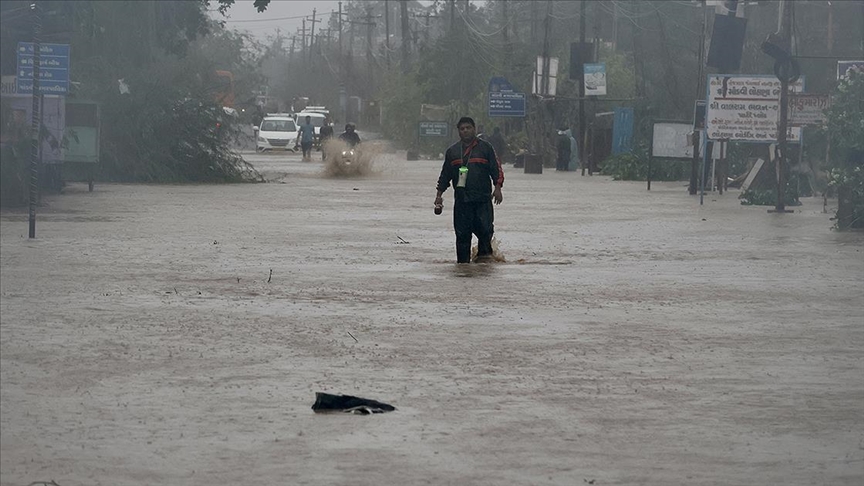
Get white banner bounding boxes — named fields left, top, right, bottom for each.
left=789, top=94, right=829, bottom=127
left=706, top=75, right=802, bottom=143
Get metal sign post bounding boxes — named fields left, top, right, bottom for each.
left=26, top=6, right=42, bottom=238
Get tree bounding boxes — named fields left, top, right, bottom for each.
left=825, top=70, right=864, bottom=229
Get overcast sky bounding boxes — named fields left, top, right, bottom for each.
left=214, top=0, right=439, bottom=43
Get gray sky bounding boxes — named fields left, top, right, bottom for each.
left=214, top=0, right=439, bottom=43
left=214, top=1, right=342, bottom=42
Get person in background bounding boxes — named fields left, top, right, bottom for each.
left=487, top=126, right=508, bottom=164
left=339, top=122, right=361, bottom=148
left=296, top=115, right=315, bottom=161
left=556, top=127, right=571, bottom=171
left=557, top=127, right=579, bottom=171
left=434, top=116, right=504, bottom=264
left=319, top=117, right=334, bottom=160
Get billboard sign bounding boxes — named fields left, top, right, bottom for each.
left=418, top=121, right=449, bottom=137
left=583, top=63, right=607, bottom=96
left=789, top=94, right=830, bottom=127
left=706, top=75, right=802, bottom=143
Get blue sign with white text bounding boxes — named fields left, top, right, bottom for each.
left=488, top=91, right=526, bottom=117
left=17, top=42, right=70, bottom=94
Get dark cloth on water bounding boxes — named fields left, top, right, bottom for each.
left=436, top=137, right=504, bottom=263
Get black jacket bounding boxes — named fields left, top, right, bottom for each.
left=339, top=131, right=360, bottom=147
left=436, top=137, right=504, bottom=203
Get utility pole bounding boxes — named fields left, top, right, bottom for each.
left=308, top=9, right=320, bottom=66
left=301, top=18, right=307, bottom=66
left=290, top=35, right=297, bottom=63
left=612, top=0, right=618, bottom=51
left=588, top=0, right=602, bottom=174
left=400, top=0, right=410, bottom=74
left=28, top=1, right=42, bottom=238
left=579, top=0, right=587, bottom=175
left=366, top=8, right=375, bottom=96
left=827, top=0, right=834, bottom=54
left=541, top=1, right=552, bottom=97
left=502, top=0, right=509, bottom=67
left=772, top=0, right=794, bottom=213
left=690, top=0, right=708, bottom=195
left=338, top=1, right=343, bottom=58
left=385, top=0, right=390, bottom=68
left=530, top=1, right=537, bottom=46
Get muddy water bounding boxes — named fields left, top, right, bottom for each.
left=1, top=149, right=862, bottom=485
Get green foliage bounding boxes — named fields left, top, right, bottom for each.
left=825, top=71, right=864, bottom=229
left=61, top=1, right=263, bottom=183
left=828, top=166, right=864, bottom=229
left=739, top=186, right=802, bottom=207
left=601, top=142, right=688, bottom=182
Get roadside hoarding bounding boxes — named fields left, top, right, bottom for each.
left=706, top=75, right=802, bottom=143
left=583, top=63, right=607, bottom=96
left=418, top=121, right=449, bottom=138
left=488, top=76, right=526, bottom=117
left=789, top=94, right=829, bottom=127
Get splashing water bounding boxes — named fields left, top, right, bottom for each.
left=471, top=236, right=506, bottom=263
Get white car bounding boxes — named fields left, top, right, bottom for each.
left=256, top=116, right=299, bottom=152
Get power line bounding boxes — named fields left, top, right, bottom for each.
left=224, top=13, right=310, bottom=23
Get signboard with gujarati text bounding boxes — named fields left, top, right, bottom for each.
left=706, top=75, right=802, bottom=143
left=789, top=93, right=829, bottom=127
left=418, top=121, right=449, bottom=138
left=16, top=42, right=70, bottom=95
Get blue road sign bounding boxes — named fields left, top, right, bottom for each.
left=488, top=92, right=526, bottom=117
left=17, top=42, right=70, bottom=94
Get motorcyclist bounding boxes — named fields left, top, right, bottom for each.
left=339, top=122, right=361, bottom=148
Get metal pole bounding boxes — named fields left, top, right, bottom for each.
left=700, top=137, right=708, bottom=205
left=338, top=2, right=343, bottom=59
left=385, top=0, right=390, bottom=68
left=648, top=122, right=654, bottom=191
left=774, top=0, right=792, bottom=213
left=579, top=0, right=587, bottom=176
left=691, top=0, right=708, bottom=195
left=29, top=2, right=42, bottom=239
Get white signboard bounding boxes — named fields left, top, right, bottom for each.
left=652, top=122, right=721, bottom=159
left=652, top=123, right=693, bottom=159
left=584, top=63, right=607, bottom=96
left=789, top=94, right=829, bottom=127
left=533, top=56, right=558, bottom=96
left=706, top=75, right=803, bottom=143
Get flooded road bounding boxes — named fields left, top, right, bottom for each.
left=1, top=149, right=862, bottom=485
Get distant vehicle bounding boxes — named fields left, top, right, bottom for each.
left=294, top=112, right=328, bottom=147
left=304, top=106, right=330, bottom=116
left=255, top=115, right=299, bottom=153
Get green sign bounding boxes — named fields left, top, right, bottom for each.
left=418, top=121, right=449, bottom=137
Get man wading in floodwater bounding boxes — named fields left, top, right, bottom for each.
left=434, top=117, right=504, bottom=263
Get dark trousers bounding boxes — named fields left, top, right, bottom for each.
left=453, top=198, right=494, bottom=263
